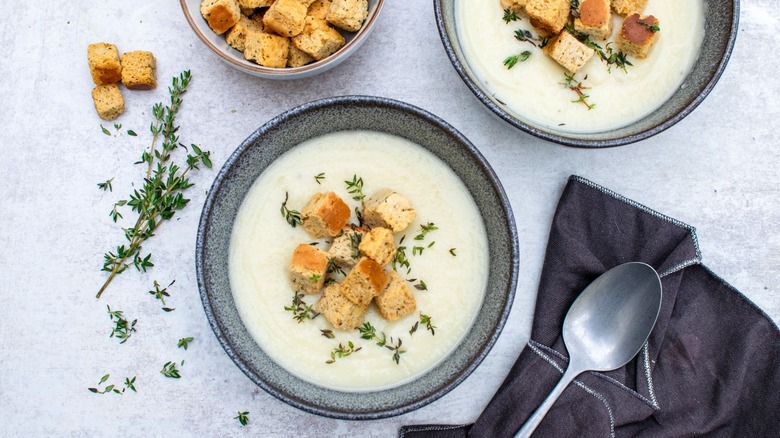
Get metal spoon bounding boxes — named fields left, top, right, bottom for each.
left=515, top=262, right=662, bottom=438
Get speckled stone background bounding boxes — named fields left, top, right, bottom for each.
left=0, top=0, right=777, bottom=436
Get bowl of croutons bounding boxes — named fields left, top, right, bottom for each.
left=181, top=0, right=384, bottom=78
left=435, top=0, right=738, bottom=147
left=196, top=96, right=519, bottom=419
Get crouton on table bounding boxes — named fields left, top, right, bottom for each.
left=289, top=243, right=328, bottom=294
left=87, top=43, right=122, bottom=85
left=316, top=283, right=368, bottom=330
left=92, top=84, right=124, bottom=121
left=340, top=257, right=387, bottom=307
left=375, top=271, right=416, bottom=321
left=362, top=189, right=416, bottom=233
left=121, top=51, right=157, bottom=90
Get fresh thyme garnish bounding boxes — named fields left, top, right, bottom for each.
left=350, top=232, right=363, bottom=259
left=420, top=313, right=436, bottom=335
left=514, top=29, right=549, bottom=48
left=326, top=257, right=346, bottom=276
left=97, top=178, right=114, bottom=192
left=325, top=341, right=361, bottom=364
left=320, top=329, right=335, bottom=339
left=235, top=411, right=250, bottom=426
left=385, top=337, right=406, bottom=365
left=392, top=246, right=411, bottom=274
left=358, top=322, right=387, bottom=346
left=107, top=305, right=136, bottom=344
left=127, top=129, right=137, bottom=137
left=638, top=19, right=660, bottom=32
left=414, top=280, right=428, bottom=291
left=314, top=172, right=325, bottom=184
left=178, top=337, right=194, bottom=350
left=412, top=246, right=425, bottom=256
left=88, top=374, right=121, bottom=395
left=414, top=223, right=438, bottom=241
left=354, top=206, right=364, bottom=227
left=284, top=293, right=320, bottom=322
left=280, top=192, right=302, bottom=228
left=124, top=376, right=137, bottom=392
left=160, top=361, right=181, bottom=378
left=570, top=0, right=581, bottom=18
left=148, top=279, right=175, bottom=310
left=449, top=248, right=457, bottom=256
left=409, top=321, right=419, bottom=336
left=502, top=8, right=520, bottom=23
left=345, top=175, right=365, bottom=203
left=101, top=124, right=111, bottom=136
left=563, top=73, right=596, bottom=110
left=504, top=51, right=531, bottom=69
left=97, top=71, right=212, bottom=299
left=309, top=273, right=322, bottom=282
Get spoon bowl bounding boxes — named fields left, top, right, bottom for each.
left=516, top=262, right=662, bottom=437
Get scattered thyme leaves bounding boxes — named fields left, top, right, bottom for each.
left=386, top=337, right=406, bottom=365
left=358, top=322, right=387, bottom=346
left=314, top=172, right=325, bottom=184
left=235, top=411, right=250, bottom=426
left=178, top=337, right=194, bottom=350
left=124, top=376, right=137, bottom=392
left=100, top=124, right=111, bottom=136
left=320, top=329, right=335, bottom=339
left=514, top=29, right=548, bottom=48
left=280, top=192, right=302, bottom=228
left=345, top=175, right=365, bottom=203
left=97, top=178, right=114, bottom=192
left=639, top=19, right=660, bottom=32
left=412, top=246, right=425, bottom=256
left=325, top=341, right=361, bottom=364
left=414, top=280, right=428, bottom=291
left=127, top=129, right=137, bottom=137
left=309, top=273, right=322, bottom=283
left=563, top=73, right=596, bottom=110
left=504, top=51, right=532, bottom=69
left=409, top=321, right=419, bottom=336
left=420, top=313, right=436, bottom=336
left=570, top=0, right=581, bottom=18
left=502, top=8, right=520, bottom=23
left=414, top=223, right=438, bottom=241
left=160, top=361, right=181, bottom=378
left=97, top=70, right=212, bottom=298
left=107, top=305, right=136, bottom=344
left=449, top=248, right=457, bottom=256
left=350, top=232, right=363, bottom=259
left=392, top=246, right=411, bottom=274
left=326, top=258, right=346, bottom=276
left=148, top=279, right=174, bottom=307
left=284, top=293, right=319, bottom=323
left=89, top=374, right=136, bottom=395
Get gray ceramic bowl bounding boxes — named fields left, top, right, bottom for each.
left=196, top=96, right=519, bottom=419
left=180, top=0, right=384, bottom=79
left=434, top=0, right=739, bottom=147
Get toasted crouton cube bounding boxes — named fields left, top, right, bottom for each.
left=362, top=189, right=415, bottom=233
left=375, top=271, right=416, bottom=321
left=340, top=257, right=387, bottom=306
left=263, top=0, right=308, bottom=37
left=574, top=0, right=612, bottom=41
left=359, top=227, right=396, bottom=267
left=120, top=51, right=157, bottom=90
left=92, top=84, right=124, bottom=121
left=326, top=0, right=368, bottom=32
left=201, top=0, right=242, bottom=35
left=87, top=43, right=122, bottom=85
left=328, top=226, right=365, bottom=268
left=291, top=17, right=346, bottom=60
left=287, top=44, right=315, bottom=67
left=289, top=243, right=328, bottom=294
left=307, top=0, right=333, bottom=20
left=544, top=31, right=594, bottom=73
left=300, top=191, right=351, bottom=238
left=244, top=31, right=290, bottom=67
left=316, top=283, right=368, bottom=330
left=227, top=15, right=265, bottom=52
left=618, top=14, right=659, bottom=59
left=612, top=0, right=647, bottom=16
left=239, top=0, right=274, bottom=8
left=525, top=0, right=570, bottom=35
left=500, top=0, right=527, bottom=13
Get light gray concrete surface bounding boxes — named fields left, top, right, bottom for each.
left=0, top=0, right=777, bottom=435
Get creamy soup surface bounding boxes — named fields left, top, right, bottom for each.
left=456, top=0, right=705, bottom=133
left=229, top=130, right=489, bottom=392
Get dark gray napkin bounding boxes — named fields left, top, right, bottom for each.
left=401, top=175, right=780, bottom=437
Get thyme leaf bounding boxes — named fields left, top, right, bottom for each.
left=344, top=175, right=365, bottom=203
left=502, top=8, right=520, bottom=23
left=177, top=336, right=194, bottom=350
left=325, top=341, right=361, bottom=364
left=160, top=361, right=181, bottom=378
left=504, top=51, right=531, bottom=69
left=280, top=191, right=302, bottom=227
left=107, top=305, right=136, bottom=344
left=284, top=293, right=319, bottom=322
left=235, top=411, right=249, bottom=426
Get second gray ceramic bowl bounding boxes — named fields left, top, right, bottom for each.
left=434, top=0, right=739, bottom=147
left=196, top=95, right=519, bottom=419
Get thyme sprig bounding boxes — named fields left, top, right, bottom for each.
left=97, top=71, right=212, bottom=298
left=504, top=51, right=531, bottom=69
left=320, top=329, right=335, bottom=339
left=325, top=341, right=361, bottom=364
left=178, top=337, right=194, bottom=350
left=314, top=172, right=325, bottom=184
left=88, top=374, right=137, bottom=395
left=280, top=192, right=302, bottom=227
left=97, top=178, right=114, bottom=192
left=420, top=313, right=436, bottom=335
left=392, top=246, right=411, bottom=274
left=386, top=337, right=406, bottom=365
left=350, top=231, right=363, bottom=259
left=514, top=29, right=550, bottom=49
left=345, top=175, right=365, bottom=203
left=414, top=223, right=438, bottom=241
left=284, top=293, right=320, bottom=322
left=235, top=411, right=250, bottom=426
left=149, top=279, right=175, bottom=311
left=160, top=361, right=181, bottom=378
left=358, top=322, right=387, bottom=346
left=502, top=8, right=520, bottom=23
left=638, top=19, right=660, bottom=33
left=563, top=73, right=596, bottom=110
left=107, top=305, right=136, bottom=344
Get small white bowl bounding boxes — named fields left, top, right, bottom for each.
left=180, top=0, right=384, bottom=79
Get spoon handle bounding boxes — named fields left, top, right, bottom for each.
left=514, top=365, right=580, bottom=438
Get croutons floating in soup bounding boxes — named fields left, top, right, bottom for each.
left=457, top=0, right=705, bottom=133
left=229, top=130, right=489, bottom=391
